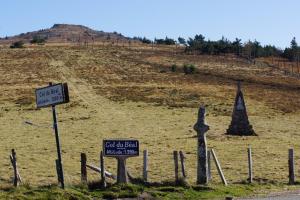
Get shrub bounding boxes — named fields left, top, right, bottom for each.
left=155, top=37, right=176, bottom=45
left=30, top=36, right=46, bottom=44
left=164, top=37, right=176, bottom=45
left=10, top=41, right=25, bottom=48
left=171, top=64, right=177, bottom=72
left=141, top=37, right=152, bottom=44
left=189, top=64, right=196, bottom=74
left=102, top=191, right=118, bottom=199
left=183, top=64, right=196, bottom=74
left=183, top=64, right=188, bottom=74
left=178, top=37, right=186, bottom=45
left=118, top=191, right=138, bottom=198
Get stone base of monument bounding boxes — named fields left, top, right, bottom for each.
left=226, top=110, right=256, bottom=136
left=226, top=123, right=256, bottom=136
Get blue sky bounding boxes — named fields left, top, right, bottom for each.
left=0, top=0, right=299, bottom=48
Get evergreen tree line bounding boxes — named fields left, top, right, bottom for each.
left=136, top=35, right=300, bottom=61
left=133, top=36, right=176, bottom=45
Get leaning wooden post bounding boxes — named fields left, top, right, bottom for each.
left=194, top=106, right=210, bottom=184
left=211, top=149, right=227, bottom=186
left=14, top=152, right=22, bottom=184
left=173, top=151, right=179, bottom=183
left=10, top=149, right=18, bottom=187
left=81, top=153, right=87, bottom=183
left=143, top=150, right=148, bottom=182
left=207, top=149, right=212, bottom=181
left=247, top=146, right=253, bottom=183
left=100, top=151, right=106, bottom=188
left=288, top=148, right=295, bottom=184
left=179, top=151, right=186, bottom=178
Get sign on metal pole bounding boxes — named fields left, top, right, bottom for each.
left=35, top=83, right=69, bottom=108
left=35, top=82, right=69, bottom=189
left=103, top=139, right=139, bottom=183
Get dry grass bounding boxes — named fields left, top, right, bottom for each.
left=0, top=44, right=299, bottom=187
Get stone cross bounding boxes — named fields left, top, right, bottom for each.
left=194, top=106, right=210, bottom=184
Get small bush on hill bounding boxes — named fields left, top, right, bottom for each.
left=10, top=41, right=25, bottom=48
left=141, top=37, right=152, bottom=44
left=30, top=36, right=47, bottom=44
left=183, top=64, right=196, bottom=74
left=171, top=64, right=177, bottom=72
left=189, top=64, right=196, bottom=74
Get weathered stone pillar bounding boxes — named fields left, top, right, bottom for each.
left=226, top=81, right=256, bottom=136
left=194, top=106, right=210, bottom=184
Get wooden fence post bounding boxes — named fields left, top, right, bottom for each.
left=248, top=146, right=253, bottom=183
left=173, top=151, right=179, bottom=183
left=143, top=150, right=148, bottom=182
left=100, top=151, right=106, bottom=188
left=15, top=151, right=21, bottom=184
left=288, top=148, right=295, bottom=184
left=81, top=153, right=87, bottom=183
left=208, top=149, right=212, bottom=181
left=10, top=149, right=21, bottom=187
left=11, top=149, right=18, bottom=187
left=179, top=151, right=186, bottom=178
left=211, top=149, right=227, bottom=186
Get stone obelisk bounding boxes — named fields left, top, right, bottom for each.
left=194, top=106, right=210, bottom=184
left=226, top=81, right=255, bottom=136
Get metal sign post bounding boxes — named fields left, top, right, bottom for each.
left=35, top=82, right=69, bottom=189
left=103, top=139, right=139, bottom=184
left=51, top=100, right=64, bottom=188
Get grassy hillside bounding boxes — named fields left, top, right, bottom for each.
left=0, top=43, right=299, bottom=190
left=1, top=183, right=299, bottom=200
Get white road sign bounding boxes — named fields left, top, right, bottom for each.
left=35, top=83, right=69, bottom=108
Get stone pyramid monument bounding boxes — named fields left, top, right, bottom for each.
left=226, top=81, right=256, bottom=136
